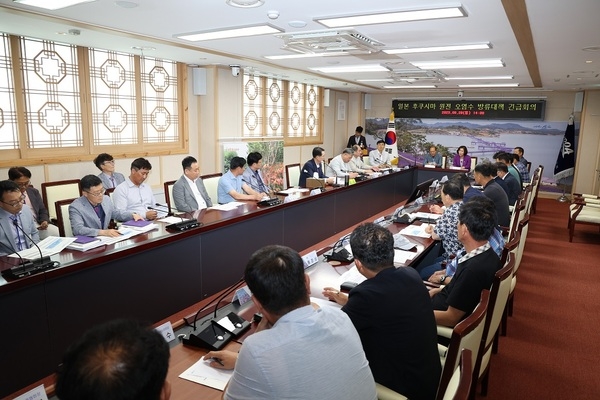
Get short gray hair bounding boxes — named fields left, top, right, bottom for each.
left=342, top=148, right=353, bottom=155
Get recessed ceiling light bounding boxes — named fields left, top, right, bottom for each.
left=176, top=24, right=282, bottom=41
left=412, top=59, right=505, bottom=69
left=383, top=85, right=437, bottom=89
left=446, top=75, right=514, bottom=80
left=315, top=6, right=467, bottom=28
left=384, top=43, right=491, bottom=55
left=310, top=64, right=388, bottom=73
left=226, top=0, right=264, bottom=8
left=115, top=1, right=138, bottom=8
left=264, top=52, right=350, bottom=60
left=458, top=83, right=520, bottom=88
left=13, top=0, right=97, bottom=10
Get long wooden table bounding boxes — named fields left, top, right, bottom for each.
left=0, top=166, right=463, bottom=398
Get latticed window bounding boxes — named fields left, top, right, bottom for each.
left=20, top=36, right=84, bottom=149
left=0, top=33, right=186, bottom=166
left=0, top=34, right=18, bottom=151
left=242, top=74, right=321, bottom=144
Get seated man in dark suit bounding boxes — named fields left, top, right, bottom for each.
left=430, top=199, right=502, bottom=327
left=323, top=223, right=441, bottom=400
left=8, top=166, right=59, bottom=239
left=298, top=146, right=334, bottom=187
left=172, top=156, right=213, bottom=212
left=496, top=162, right=521, bottom=206
left=69, top=175, right=140, bottom=237
left=55, top=319, right=171, bottom=400
left=0, top=180, right=39, bottom=256
left=473, top=162, right=510, bottom=227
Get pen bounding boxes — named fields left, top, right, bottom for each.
left=210, top=357, right=224, bottom=366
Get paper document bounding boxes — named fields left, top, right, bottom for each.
left=9, top=236, right=75, bottom=259
left=337, top=266, right=367, bottom=287
left=211, top=202, right=244, bottom=211
left=278, top=188, right=309, bottom=195
left=394, top=249, right=416, bottom=264
left=179, top=357, right=233, bottom=391
left=158, top=216, right=186, bottom=224
left=399, top=224, right=432, bottom=238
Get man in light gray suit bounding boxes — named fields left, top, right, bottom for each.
left=0, top=180, right=39, bottom=256
left=172, top=156, right=213, bottom=212
left=69, top=175, right=140, bottom=237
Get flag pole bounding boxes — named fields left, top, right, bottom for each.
left=557, top=177, right=569, bottom=202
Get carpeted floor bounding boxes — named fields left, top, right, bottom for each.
left=475, top=198, right=600, bottom=399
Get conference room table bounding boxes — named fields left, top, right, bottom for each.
left=2, top=165, right=454, bottom=399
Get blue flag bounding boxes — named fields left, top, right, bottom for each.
left=553, top=119, right=575, bottom=180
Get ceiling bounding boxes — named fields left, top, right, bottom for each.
left=0, top=0, right=599, bottom=94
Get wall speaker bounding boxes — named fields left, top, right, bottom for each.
left=192, top=67, right=207, bottom=96
left=574, top=91, right=584, bottom=113
left=323, top=89, right=330, bottom=107
left=364, top=93, right=372, bottom=110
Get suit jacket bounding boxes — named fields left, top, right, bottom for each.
left=299, top=159, right=326, bottom=187
left=69, top=195, right=132, bottom=237
left=502, top=173, right=522, bottom=206
left=347, top=134, right=367, bottom=149
left=172, top=175, right=213, bottom=212
left=0, top=207, right=40, bottom=256
left=25, top=187, right=50, bottom=224
left=98, top=172, right=126, bottom=189
left=452, top=154, right=472, bottom=169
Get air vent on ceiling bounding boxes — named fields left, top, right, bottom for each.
left=386, top=68, right=447, bottom=83
left=275, top=28, right=384, bottom=55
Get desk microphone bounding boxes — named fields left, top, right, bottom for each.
left=182, top=277, right=249, bottom=350
left=11, top=218, right=58, bottom=275
left=149, top=204, right=202, bottom=231
left=0, top=241, right=35, bottom=277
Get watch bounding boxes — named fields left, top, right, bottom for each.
left=439, top=275, right=446, bottom=283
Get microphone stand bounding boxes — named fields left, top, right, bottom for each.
left=182, top=278, right=250, bottom=350
left=149, top=204, right=202, bottom=231
left=11, top=218, right=59, bottom=276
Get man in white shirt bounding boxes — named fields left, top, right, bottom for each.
left=172, top=156, right=213, bottom=212
left=328, top=148, right=359, bottom=179
left=369, top=140, right=392, bottom=168
left=113, top=158, right=158, bottom=220
left=349, top=145, right=379, bottom=174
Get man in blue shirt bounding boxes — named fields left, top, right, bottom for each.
left=217, top=157, right=265, bottom=204
left=423, top=145, right=443, bottom=167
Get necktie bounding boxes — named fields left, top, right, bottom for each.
left=93, top=204, right=105, bottom=227
left=255, top=171, right=266, bottom=192
left=110, top=176, right=116, bottom=188
left=10, top=215, right=23, bottom=251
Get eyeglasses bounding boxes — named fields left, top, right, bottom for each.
left=15, top=180, right=31, bottom=188
left=103, top=160, right=115, bottom=165
left=0, top=194, right=25, bottom=208
left=85, top=189, right=106, bottom=197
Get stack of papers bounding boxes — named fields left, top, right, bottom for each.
left=9, top=236, right=75, bottom=259
left=120, top=220, right=157, bottom=233
left=66, top=236, right=104, bottom=252
left=399, top=224, right=432, bottom=238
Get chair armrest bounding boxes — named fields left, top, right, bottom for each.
left=375, top=383, right=408, bottom=400
left=437, top=325, right=453, bottom=338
